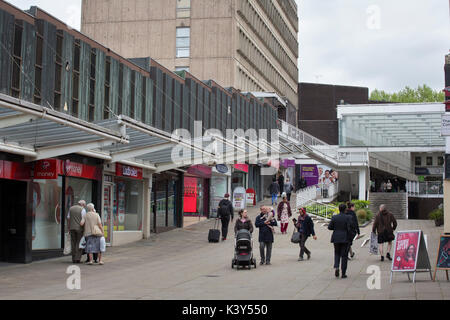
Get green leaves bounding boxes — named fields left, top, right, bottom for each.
left=370, top=85, right=445, bottom=103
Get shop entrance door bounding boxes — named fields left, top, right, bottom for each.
left=0, top=179, right=28, bottom=263
left=102, top=183, right=114, bottom=245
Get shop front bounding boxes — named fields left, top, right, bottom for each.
left=210, top=164, right=231, bottom=218
left=183, top=165, right=211, bottom=227
left=103, top=163, right=149, bottom=246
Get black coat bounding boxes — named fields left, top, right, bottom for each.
left=295, top=214, right=316, bottom=238
left=218, top=199, right=233, bottom=219
left=328, top=213, right=353, bottom=244
left=255, top=214, right=278, bottom=243
left=268, top=182, right=280, bottom=195
left=345, top=210, right=360, bottom=238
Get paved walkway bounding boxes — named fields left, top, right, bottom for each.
left=0, top=196, right=449, bottom=300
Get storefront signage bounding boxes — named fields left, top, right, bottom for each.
left=280, top=159, right=296, bottom=168
left=246, top=188, right=256, bottom=206
left=183, top=177, right=198, bottom=213
left=433, top=235, right=450, bottom=281
left=233, top=187, right=247, bottom=210
left=215, top=164, right=229, bottom=174
left=301, top=165, right=319, bottom=187
left=34, top=159, right=58, bottom=179
left=64, top=160, right=102, bottom=180
left=187, top=165, right=212, bottom=179
left=116, top=163, right=143, bottom=180
left=0, top=160, right=32, bottom=180
left=233, top=163, right=249, bottom=173
left=415, top=167, right=444, bottom=176
left=442, top=114, right=450, bottom=136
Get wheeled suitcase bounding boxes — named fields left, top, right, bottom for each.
left=208, top=219, right=220, bottom=243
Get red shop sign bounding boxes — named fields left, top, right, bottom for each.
left=1, top=160, right=32, bottom=180
left=116, top=163, right=143, bottom=180
left=233, top=163, right=249, bottom=173
left=187, top=165, right=212, bottom=179
left=64, top=160, right=102, bottom=180
left=34, top=159, right=58, bottom=179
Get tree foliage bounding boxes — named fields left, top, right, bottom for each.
left=370, top=85, right=444, bottom=103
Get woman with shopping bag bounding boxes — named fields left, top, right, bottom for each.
left=80, top=203, right=105, bottom=265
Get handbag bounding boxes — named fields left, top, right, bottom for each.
left=291, top=230, right=301, bottom=244
left=93, top=225, right=104, bottom=237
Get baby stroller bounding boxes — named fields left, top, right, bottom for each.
left=231, top=229, right=257, bottom=269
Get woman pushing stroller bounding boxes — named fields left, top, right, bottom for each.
left=234, top=209, right=254, bottom=235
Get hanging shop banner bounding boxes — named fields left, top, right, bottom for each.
left=233, top=187, right=247, bottom=210
left=115, top=163, right=143, bottom=180
left=390, top=230, right=432, bottom=283
left=64, top=160, right=102, bottom=180
left=233, top=163, right=249, bottom=173
left=246, top=188, right=256, bottom=206
left=183, top=177, right=198, bottom=213
left=280, top=159, right=296, bottom=168
left=34, top=159, right=58, bottom=179
left=187, top=165, right=212, bottom=179
left=433, top=235, right=450, bottom=281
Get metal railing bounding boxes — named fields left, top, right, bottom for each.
left=407, top=181, right=443, bottom=197
left=296, top=182, right=339, bottom=209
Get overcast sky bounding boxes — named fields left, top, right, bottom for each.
left=9, top=0, right=450, bottom=93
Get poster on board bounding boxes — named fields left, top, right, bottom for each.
left=233, top=187, right=247, bottom=211
left=433, top=234, right=450, bottom=281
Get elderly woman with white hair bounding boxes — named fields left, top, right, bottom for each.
left=80, top=203, right=104, bottom=265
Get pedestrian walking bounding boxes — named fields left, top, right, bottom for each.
left=67, top=200, right=87, bottom=264
left=284, top=178, right=294, bottom=202
left=268, top=179, right=280, bottom=206
left=386, top=180, right=393, bottom=193
left=345, top=202, right=360, bottom=260
left=234, top=209, right=254, bottom=234
left=80, top=203, right=105, bottom=265
left=277, top=195, right=292, bottom=234
left=255, top=207, right=278, bottom=265
left=278, top=173, right=285, bottom=196
left=299, top=175, right=307, bottom=190
left=292, top=208, right=317, bottom=261
left=328, top=204, right=354, bottom=278
left=372, top=204, right=397, bottom=262
left=217, top=193, right=234, bottom=241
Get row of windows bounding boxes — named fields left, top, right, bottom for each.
left=238, top=28, right=297, bottom=106
left=415, top=156, right=444, bottom=167
left=238, top=0, right=298, bottom=82
left=275, top=0, right=299, bottom=33
left=238, top=67, right=263, bottom=93
left=255, top=0, right=299, bottom=57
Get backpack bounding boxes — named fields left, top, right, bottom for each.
left=218, top=201, right=230, bottom=218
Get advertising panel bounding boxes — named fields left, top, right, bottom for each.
left=392, top=231, right=420, bottom=271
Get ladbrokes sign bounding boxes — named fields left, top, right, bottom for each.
left=116, top=163, right=143, bottom=180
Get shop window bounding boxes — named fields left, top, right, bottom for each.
left=438, top=156, right=444, bottom=166
left=415, top=157, right=421, bottom=166
left=115, top=180, right=143, bottom=231
left=66, top=177, right=93, bottom=210
left=426, top=157, right=433, bottom=166
left=32, top=178, right=63, bottom=250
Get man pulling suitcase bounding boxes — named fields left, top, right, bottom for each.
left=217, top=193, right=234, bottom=241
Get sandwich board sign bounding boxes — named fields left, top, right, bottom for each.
left=433, top=234, right=450, bottom=281
left=390, top=230, right=433, bottom=283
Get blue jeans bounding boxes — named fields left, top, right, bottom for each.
left=271, top=193, right=278, bottom=205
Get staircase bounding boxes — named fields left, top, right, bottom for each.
left=368, top=192, right=408, bottom=220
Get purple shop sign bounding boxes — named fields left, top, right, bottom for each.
left=301, top=165, right=319, bottom=186
left=280, top=159, right=296, bottom=168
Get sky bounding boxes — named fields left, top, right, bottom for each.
left=8, top=0, right=450, bottom=94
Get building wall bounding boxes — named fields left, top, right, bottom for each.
left=81, top=0, right=299, bottom=108
left=298, top=83, right=369, bottom=145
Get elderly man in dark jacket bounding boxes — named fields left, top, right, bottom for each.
left=255, top=207, right=278, bottom=265
left=372, top=204, right=397, bottom=262
left=345, top=203, right=360, bottom=260
left=328, top=204, right=355, bottom=279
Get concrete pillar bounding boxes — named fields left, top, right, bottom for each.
left=142, top=173, right=153, bottom=239
left=358, top=168, right=367, bottom=201
left=445, top=180, right=450, bottom=234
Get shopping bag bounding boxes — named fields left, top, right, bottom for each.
left=100, top=237, right=106, bottom=253
left=369, top=232, right=378, bottom=255
left=291, top=230, right=301, bottom=244
left=79, top=236, right=86, bottom=249
left=63, top=232, right=71, bottom=255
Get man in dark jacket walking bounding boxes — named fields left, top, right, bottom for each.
left=278, top=173, right=285, bottom=196
left=345, top=202, right=360, bottom=260
left=293, top=208, right=317, bottom=261
left=255, top=206, right=278, bottom=265
left=268, top=180, right=280, bottom=206
left=328, top=204, right=355, bottom=278
left=217, top=194, right=234, bottom=241
left=372, top=204, right=397, bottom=262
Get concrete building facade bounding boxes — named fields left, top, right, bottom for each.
left=80, top=0, right=299, bottom=110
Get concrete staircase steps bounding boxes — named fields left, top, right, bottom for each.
left=369, top=192, right=408, bottom=220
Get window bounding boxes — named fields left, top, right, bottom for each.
left=177, top=0, right=191, bottom=18
left=34, top=31, right=43, bottom=104
left=88, top=48, right=96, bottom=121
left=54, top=31, right=63, bottom=111
left=72, top=40, right=81, bottom=117
left=118, top=64, right=123, bottom=114
left=176, top=27, right=190, bottom=58
left=141, top=77, right=146, bottom=122
left=438, top=156, right=444, bottom=166
left=11, top=22, right=23, bottom=98
left=130, top=71, right=135, bottom=118
left=175, top=66, right=189, bottom=72
left=426, top=157, right=433, bottom=166
left=415, top=157, right=422, bottom=166
left=103, top=56, right=111, bottom=119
